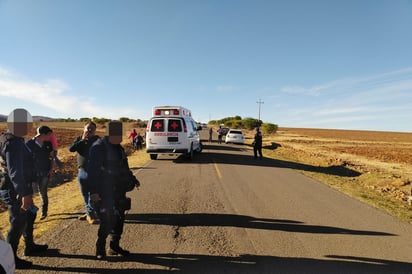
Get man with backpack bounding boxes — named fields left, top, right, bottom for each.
left=88, top=121, right=140, bottom=260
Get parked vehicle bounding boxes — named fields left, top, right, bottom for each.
left=225, top=129, right=245, bottom=144
left=220, top=127, right=230, bottom=136
left=146, top=106, right=202, bottom=160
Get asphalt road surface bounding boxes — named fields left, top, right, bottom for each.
left=18, top=134, right=412, bottom=273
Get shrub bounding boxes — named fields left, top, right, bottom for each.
left=261, top=123, right=278, bottom=134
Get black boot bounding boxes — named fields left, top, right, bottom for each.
left=40, top=204, right=48, bottom=220
left=96, top=238, right=106, bottom=260
left=24, top=243, right=48, bottom=256
left=108, top=240, right=130, bottom=256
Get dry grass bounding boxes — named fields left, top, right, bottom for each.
left=248, top=127, right=412, bottom=223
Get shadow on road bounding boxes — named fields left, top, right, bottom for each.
left=28, top=251, right=411, bottom=274
left=177, top=143, right=361, bottom=178
left=125, top=213, right=395, bottom=236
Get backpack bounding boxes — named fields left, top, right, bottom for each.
left=101, top=138, right=138, bottom=192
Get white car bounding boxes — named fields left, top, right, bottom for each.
left=225, top=129, right=244, bottom=144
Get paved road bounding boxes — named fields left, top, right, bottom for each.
left=18, top=135, right=412, bottom=273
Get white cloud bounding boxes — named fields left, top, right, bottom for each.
left=276, top=68, right=412, bottom=131
left=0, top=67, right=118, bottom=118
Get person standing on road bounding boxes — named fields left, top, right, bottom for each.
left=208, top=127, right=213, bottom=143
left=0, top=108, right=48, bottom=270
left=69, top=121, right=100, bottom=224
left=26, top=125, right=55, bottom=220
left=253, top=127, right=263, bottom=160
left=88, top=121, right=140, bottom=260
left=217, top=126, right=223, bottom=144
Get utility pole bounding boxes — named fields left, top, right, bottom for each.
left=256, top=98, right=264, bottom=123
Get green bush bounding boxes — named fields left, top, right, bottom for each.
left=261, top=123, right=278, bottom=134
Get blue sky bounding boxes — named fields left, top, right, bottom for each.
left=1, top=0, right=411, bottom=132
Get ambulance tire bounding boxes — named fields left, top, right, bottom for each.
left=186, top=145, right=194, bottom=160
left=150, top=154, right=158, bottom=160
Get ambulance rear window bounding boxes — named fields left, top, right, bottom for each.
left=168, top=119, right=182, bottom=132
left=150, top=119, right=164, bottom=132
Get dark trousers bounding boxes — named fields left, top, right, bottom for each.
left=95, top=194, right=126, bottom=248
left=0, top=190, right=36, bottom=256
left=97, top=208, right=125, bottom=243
left=254, top=145, right=263, bottom=159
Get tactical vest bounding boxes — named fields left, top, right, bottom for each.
left=101, top=138, right=131, bottom=193
left=102, top=138, right=128, bottom=174
left=0, top=132, right=15, bottom=190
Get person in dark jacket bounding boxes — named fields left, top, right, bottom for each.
left=69, top=121, right=100, bottom=224
left=26, top=125, right=54, bottom=220
left=0, top=108, right=48, bottom=269
left=253, top=127, right=263, bottom=160
left=88, top=121, right=140, bottom=260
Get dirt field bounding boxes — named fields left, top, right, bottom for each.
left=262, top=127, right=412, bottom=223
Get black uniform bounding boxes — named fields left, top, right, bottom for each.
left=253, top=130, right=263, bottom=159
left=0, top=132, right=47, bottom=268
left=87, top=136, right=138, bottom=259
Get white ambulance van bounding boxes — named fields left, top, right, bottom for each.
left=146, top=106, right=202, bottom=160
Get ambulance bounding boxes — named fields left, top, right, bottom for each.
left=146, top=106, right=202, bottom=160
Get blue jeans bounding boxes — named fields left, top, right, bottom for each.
left=33, top=175, right=49, bottom=215
left=77, top=168, right=95, bottom=217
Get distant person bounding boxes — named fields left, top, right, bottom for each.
left=69, top=121, right=100, bottom=224
left=88, top=121, right=140, bottom=260
left=26, top=126, right=55, bottom=220
left=253, top=127, right=263, bottom=160
left=208, top=127, right=213, bottom=143
left=135, top=132, right=144, bottom=150
left=0, top=108, right=48, bottom=270
left=217, top=126, right=223, bottom=144
left=128, top=129, right=137, bottom=149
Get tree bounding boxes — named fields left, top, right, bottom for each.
left=242, top=118, right=260, bottom=130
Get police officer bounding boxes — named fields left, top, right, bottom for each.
left=0, top=108, right=48, bottom=269
left=253, top=127, right=263, bottom=159
left=88, top=121, right=140, bottom=260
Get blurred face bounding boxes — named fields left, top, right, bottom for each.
left=8, top=122, right=33, bottom=137
left=107, top=121, right=123, bottom=145
left=7, top=108, right=33, bottom=137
